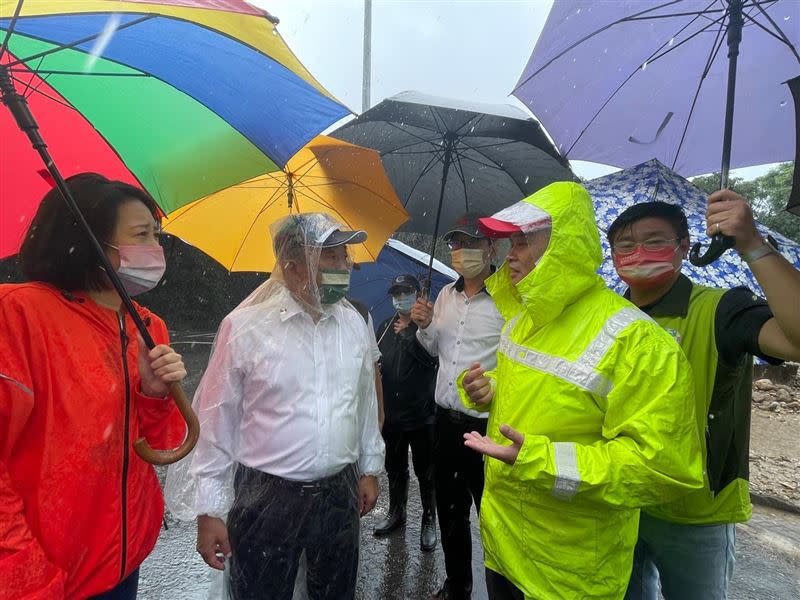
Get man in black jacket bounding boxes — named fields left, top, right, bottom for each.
left=373, top=274, right=438, bottom=552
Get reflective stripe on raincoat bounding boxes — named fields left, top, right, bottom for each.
left=458, top=182, right=704, bottom=599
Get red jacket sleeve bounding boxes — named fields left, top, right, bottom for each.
left=0, top=300, right=66, bottom=599
left=132, top=314, right=187, bottom=450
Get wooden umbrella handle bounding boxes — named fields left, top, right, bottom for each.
left=133, top=381, right=200, bottom=465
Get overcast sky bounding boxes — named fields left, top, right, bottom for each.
left=256, top=0, right=774, bottom=182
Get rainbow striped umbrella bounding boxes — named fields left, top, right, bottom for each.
left=0, top=0, right=350, bottom=258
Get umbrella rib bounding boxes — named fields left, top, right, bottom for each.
left=0, top=0, right=25, bottom=63
left=565, top=4, right=725, bottom=156
left=403, top=151, right=447, bottom=207
left=514, top=0, right=685, bottom=90
left=8, top=68, right=151, bottom=77
left=4, top=15, right=158, bottom=68
left=670, top=10, right=729, bottom=170
left=751, top=0, right=800, bottom=63
left=454, top=112, right=487, bottom=137
left=226, top=183, right=288, bottom=269
left=455, top=143, right=526, bottom=195
left=9, top=72, right=74, bottom=110
left=451, top=146, right=471, bottom=214
left=381, top=138, right=441, bottom=156
left=294, top=186, right=354, bottom=226
left=19, top=54, right=44, bottom=98
left=451, top=147, right=509, bottom=173
left=634, top=4, right=728, bottom=69
left=383, top=121, right=442, bottom=151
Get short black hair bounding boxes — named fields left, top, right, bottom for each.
left=19, top=172, right=161, bottom=291
left=607, top=201, right=690, bottom=244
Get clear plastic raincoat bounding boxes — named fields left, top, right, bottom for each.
left=165, top=213, right=384, bottom=599
left=458, top=183, right=704, bottom=599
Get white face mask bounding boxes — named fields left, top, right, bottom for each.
left=107, top=244, right=166, bottom=296
left=451, top=248, right=487, bottom=278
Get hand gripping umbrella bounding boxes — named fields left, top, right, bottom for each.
left=0, top=20, right=198, bottom=465
left=513, top=0, right=800, bottom=266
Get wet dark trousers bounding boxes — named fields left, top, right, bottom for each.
left=90, top=568, right=139, bottom=600
left=383, top=424, right=435, bottom=494
left=435, top=409, right=487, bottom=599
left=227, top=464, right=360, bottom=600
left=486, top=569, right=525, bottom=600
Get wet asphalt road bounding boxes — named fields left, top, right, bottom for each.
left=139, top=340, right=799, bottom=599
left=141, top=472, right=800, bottom=599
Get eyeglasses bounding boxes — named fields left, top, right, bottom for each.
left=446, top=238, right=484, bottom=251
left=612, top=237, right=682, bottom=255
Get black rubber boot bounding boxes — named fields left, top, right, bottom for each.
left=373, top=475, right=408, bottom=536
left=419, top=484, right=437, bottom=552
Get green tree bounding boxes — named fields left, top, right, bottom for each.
left=691, top=162, right=800, bottom=243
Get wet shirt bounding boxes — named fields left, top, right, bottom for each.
left=417, top=278, right=504, bottom=417
left=189, top=286, right=384, bottom=517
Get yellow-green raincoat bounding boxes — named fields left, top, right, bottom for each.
left=458, top=182, right=704, bottom=599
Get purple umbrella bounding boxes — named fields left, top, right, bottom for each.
left=514, top=0, right=800, bottom=264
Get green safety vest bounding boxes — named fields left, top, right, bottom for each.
left=640, top=275, right=754, bottom=525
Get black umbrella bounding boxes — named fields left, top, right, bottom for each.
left=333, top=91, right=575, bottom=287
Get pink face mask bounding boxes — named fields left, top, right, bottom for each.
left=107, top=244, right=166, bottom=296
left=613, top=245, right=678, bottom=290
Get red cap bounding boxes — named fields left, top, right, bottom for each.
left=478, top=216, right=522, bottom=238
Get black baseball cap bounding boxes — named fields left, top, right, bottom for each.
left=388, top=274, right=421, bottom=294
left=443, top=212, right=487, bottom=241
left=320, top=228, right=367, bottom=247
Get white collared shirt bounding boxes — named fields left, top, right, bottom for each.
left=417, top=279, right=504, bottom=417
left=189, top=285, right=384, bottom=517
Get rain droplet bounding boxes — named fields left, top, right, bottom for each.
left=641, top=61, right=648, bottom=70
left=103, top=424, right=113, bottom=440
left=524, top=176, right=530, bottom=184
left=470, top=177, right=475, bottom=183
left=780, top=100, right=787, bottom=107
left=576, top=7, right=581, bottom=14
left=668, top=37, right=675, bottom=47
left=68, top=246, right=76, bottom=254
left=784, top=15, right=791, bottom=21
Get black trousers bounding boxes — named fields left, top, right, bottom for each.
left=90, top=569, right=139, bottom=600
left=227, top=464, right=360, bottom=600
left=383, top=424, right=435, bottom=493
left=486, top=569, right=525, bottom=600
left=434, top=408, right=487, bottom=598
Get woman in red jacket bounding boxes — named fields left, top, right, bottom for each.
left=0, top=173, right=187, bottom=599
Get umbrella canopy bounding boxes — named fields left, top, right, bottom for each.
left=0, top=0, right=350, bottom=257
left=333, top=91, right=575, bottom=239
left=513, top=0, right=799, bottom=177
left=586, top=159, right=800, bottom=294
left=349, top=238, right=457, bottom=332
left=162, top=136, right=409, bottom=271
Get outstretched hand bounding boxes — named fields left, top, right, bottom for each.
left=463, top=424, right=524, bottom=465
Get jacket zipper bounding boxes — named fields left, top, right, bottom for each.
left=117, top=312, right=131, bottom=582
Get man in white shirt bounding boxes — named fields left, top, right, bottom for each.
left=411, top=213, right=505, bottom=600
left=190, top=213, right=385, bottom=600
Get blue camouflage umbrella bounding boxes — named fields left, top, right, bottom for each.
left=350, top=239, right=457, bottom=332
left=586, top=159, right=800, bottom=295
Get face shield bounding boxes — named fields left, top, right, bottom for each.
left=269, top=213, right=365, bottom=313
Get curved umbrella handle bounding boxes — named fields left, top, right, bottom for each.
left=133, top=381, right=200, bottom=465
left=689, top=234, right=736, bottom=266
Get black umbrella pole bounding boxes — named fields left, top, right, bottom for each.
left=0, top=67, right=156, bottom=348
left=689, top=2, right=741, bottom=266
left=425, top=144, right=454, bottom=298
left=1, top=67, right=199, bottom=465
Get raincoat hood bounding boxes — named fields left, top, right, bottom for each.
left=487, top=182, right=604, bottom=328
